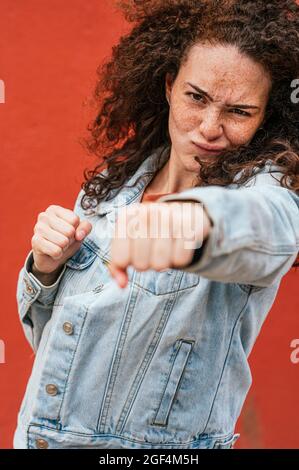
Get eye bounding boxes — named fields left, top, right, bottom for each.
left=186, top=92, right=205, bottom=103
left=230, top=108, right=250, bottom=117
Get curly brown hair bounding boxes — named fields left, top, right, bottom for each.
left=80, top=0, right=299, bottom=267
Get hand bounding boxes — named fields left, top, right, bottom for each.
left=108, top=201, right=212, bottom=288
left=31, top=205, right=92, bottom=274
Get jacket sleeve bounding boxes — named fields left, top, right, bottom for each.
left=15, top=189, right=85, bottom=353
left=157, top=170, right=299, bottom=288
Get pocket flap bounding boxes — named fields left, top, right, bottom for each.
left=65, top=243, right=97, bottom=270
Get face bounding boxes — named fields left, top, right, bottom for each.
left=165, top=42, right=272, bottom=172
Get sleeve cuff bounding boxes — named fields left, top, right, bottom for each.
left=22, top=250, right=67, bottom=305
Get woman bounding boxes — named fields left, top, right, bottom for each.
left=14, top=0, right=299, bottom=449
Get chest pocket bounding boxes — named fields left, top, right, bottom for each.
left=134, top=268, right=200, bottom=296
left=53, top=242, right=110, bottom=305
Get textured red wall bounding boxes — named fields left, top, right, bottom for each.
left=0, top=0, right=298, bottom=449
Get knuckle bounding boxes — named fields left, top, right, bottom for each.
left=66, top=226, right=76, bottom=238
left=46, top=204, right=56, bottom=212
left=172, top=254, right=187, bottom=267
left=51, top=246, right=62, bottom=258
left=172, top=258, right=184, bottom=268
left=71, top=214, right=80, bottom=226
left=60, top=236, right=70, bottom=248
left=134, top=262, right=148, bottom=271
left=31, top=234, right=40, bottom=249
left=33, top=221, right=48, bottom=236
left=37, top=211, right=47, bottom=222
left=151, top=260, right=167, bottom=271
left=34, top=221, right=44, bottom=233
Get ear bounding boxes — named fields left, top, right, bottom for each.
left=165, top=72, right=174, bottom=104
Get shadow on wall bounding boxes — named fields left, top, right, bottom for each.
left=236, top=393, right=263, bottom=449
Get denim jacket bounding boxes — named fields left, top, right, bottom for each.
left=14, top=144, right=299, bottom=449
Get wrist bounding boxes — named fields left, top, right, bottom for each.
left=31, top=262, right=64, bottom=285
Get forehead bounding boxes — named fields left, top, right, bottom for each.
left=180, top=42, right=271, bottom=103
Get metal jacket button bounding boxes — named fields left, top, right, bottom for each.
left=24, top=278, right=35, bottom=294
left=45, top=384, right=58, bottom=396
left=63, top=322, right=73, bottom=335
left=36, top=438, right=48, bottom=449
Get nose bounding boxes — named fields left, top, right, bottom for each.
left=198, top=108, right=224, bottom=141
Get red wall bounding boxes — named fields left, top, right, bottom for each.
left=0, top=0, right=298, bottom=449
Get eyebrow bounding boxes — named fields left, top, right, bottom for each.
left=185, top=81, right=260, bottom=110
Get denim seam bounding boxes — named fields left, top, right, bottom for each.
left=213, top=234, right=296, bottom=256
left=27, top=422, right=212, bottom=447
left=27, top=420, right=237, bottom=447
left=117, top=286, right=181, bottom=435
left=200, top=287, right=253, bottom=435
left=54, top=304, right=90, bottom=427
left=133, top=272, right=199, bottom=296
left=52, top=269, right=75, bottom=307
left=96, top=270, right=139, bottom=433
left=151, top=339, right=195, bottom=427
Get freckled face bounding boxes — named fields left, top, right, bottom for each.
left=165, top=42, right=272, bottom=170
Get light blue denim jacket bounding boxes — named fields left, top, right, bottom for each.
left=14, top=144, right=299, bottom=449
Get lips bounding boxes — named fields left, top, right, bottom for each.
left=192, top=141, right=225, bottom=153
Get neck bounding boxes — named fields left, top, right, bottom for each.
left=146, top=148, right=198, bottom=194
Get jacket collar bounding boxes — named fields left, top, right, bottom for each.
left=94, top=143, right=171, bottom=216
left=93, top=146, right=284, bottom=216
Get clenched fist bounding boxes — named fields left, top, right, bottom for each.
left=108, top=200, right=212, bottom=288
left=31, top=204, right=92, bottom=276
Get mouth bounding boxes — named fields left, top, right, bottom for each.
left=192, top=141, right=225, bottom=154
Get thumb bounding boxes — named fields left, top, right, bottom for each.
left=75, top=220, right=93, bottom=242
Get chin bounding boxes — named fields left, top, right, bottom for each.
left=193, top=154, right=221, bottom=165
